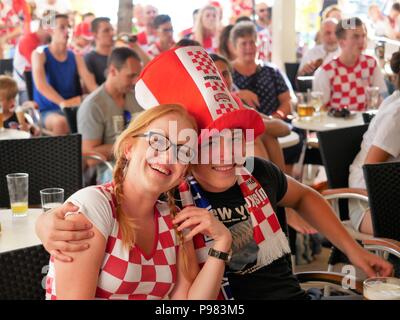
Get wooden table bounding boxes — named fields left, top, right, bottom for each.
left=0, top=128, right=30, bottom=140
left=0, top=208, right=42, bottom=253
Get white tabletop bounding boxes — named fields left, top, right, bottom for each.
left=278, top=131, right=300, bottom=148
left=292, top=112, right=364, bottom=132
left=0, top=208, right=42, bottom=253
left=0, top=128, right=30, bottom=140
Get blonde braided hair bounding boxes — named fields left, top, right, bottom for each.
left=112, top=104, right=198, bottom=266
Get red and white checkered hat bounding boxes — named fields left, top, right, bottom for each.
left=135, top=46, right=265, bottom=141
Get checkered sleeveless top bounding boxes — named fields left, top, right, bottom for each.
left=46, top=183, right=180, bottom=300
left=323, top=54, right=377, bottom=111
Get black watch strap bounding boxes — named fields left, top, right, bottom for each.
left=208, top=247, right=232, bottom=263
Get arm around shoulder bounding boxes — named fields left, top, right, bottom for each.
left=54, top=213, right=106, bottom=299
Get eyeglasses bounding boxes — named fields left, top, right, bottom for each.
left=161, top=28, right=174, bottom=33
left=133, top=131, right=196, bottom=164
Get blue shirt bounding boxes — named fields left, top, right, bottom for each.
left=33, top=46, right=81, bottom=113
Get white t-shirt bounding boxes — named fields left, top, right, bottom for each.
left=313, top=54, right=387, bottom=111
left=299, top=44, right=341, bottom=71
left=349, top=90, right=400, bottom=189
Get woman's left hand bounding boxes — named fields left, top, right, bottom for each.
left=173, top=207, right=232, bottom=247
left=347, top=247, right=393, bottom=278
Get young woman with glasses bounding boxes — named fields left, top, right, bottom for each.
left=44, top=104, right=231, bottom=300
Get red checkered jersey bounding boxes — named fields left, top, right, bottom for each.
left=147, top=42, right=162, bottom=59
left=45, top=184, right=179, bottom=300
left=257, top=29, right=272, bottom=63
left=320, top=55, right=379, bottom=111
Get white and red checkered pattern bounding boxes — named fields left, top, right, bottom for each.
left=323, top=55, right=377, bottom=111
left=257, top=29, right=272, bottom=63
left=135, top=46, right=265, bottom=141
left=188, top=49, right=218, bottom=75
left=46, top=185, right=179, bottom=300
left=216, top=102, right=236, bottom=115
left=147, top=42, right=162, bottom=59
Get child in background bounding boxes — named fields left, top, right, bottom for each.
left=0, top=75, right=40, bottom=135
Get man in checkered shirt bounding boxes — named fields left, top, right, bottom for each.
left=313, top=17, right=387, bottom=111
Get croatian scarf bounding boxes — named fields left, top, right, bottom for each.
left=178, top=166, right=291, bottom=300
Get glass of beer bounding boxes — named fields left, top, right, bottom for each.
left=363, top=277, right=400, bottom=300
left=296, top=93, right=315, bottom=120
left=40, top=188, right=64, bottom=212
left=6, top=173, right=29, bottom=217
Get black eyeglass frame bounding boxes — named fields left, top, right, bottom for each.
left=132, top=131, right=197, bottom=164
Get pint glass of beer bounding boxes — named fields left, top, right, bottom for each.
left=363, top=277, right=400, bottom=300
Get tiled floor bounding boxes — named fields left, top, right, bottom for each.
left=294, top=247, right=331, bottom=273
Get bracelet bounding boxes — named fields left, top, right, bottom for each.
left=272, top=110, right=286, bottom=120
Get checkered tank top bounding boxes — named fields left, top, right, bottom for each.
left=46, top=183, right=180, bottom=300
left=323, top=54, right=377, bottom=111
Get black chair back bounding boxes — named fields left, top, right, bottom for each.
left=317, top=124, right=369, bottom=220
left=0, top=59, right=13, bottom=75
left=284, top=62, right=300, bottom=91
left=0, top=134, right=83, bottom=207
left=0, top=245, right=50, bottom=300
left=24, top=71, right=34, bottom=101
left=63, top=107, right=79, bottom=134
left=363, top=162, right=400, bottom=242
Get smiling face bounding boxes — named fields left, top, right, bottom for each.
left=124, top=112, right=197, bottom=195
left=192, top=129, right=246, bottom=193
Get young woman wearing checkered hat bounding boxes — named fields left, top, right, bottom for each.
left=43, top=104, right=232, bottom=300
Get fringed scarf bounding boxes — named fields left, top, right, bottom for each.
left=178, top=166, right=291, bottom=300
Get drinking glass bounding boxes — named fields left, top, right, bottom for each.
left=366, top=86, right=380, bottom=110
left=6, top=173, right=29, bottom=217
left=40, top=188, right=64, bottom=212
left=363, top=277, right=400, bottom=300
left=311, top=91, right=324, bottom=116
left=295, top=92, right=315, bottom=120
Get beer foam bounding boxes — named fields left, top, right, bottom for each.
left=364, top=281, right=400, bottom=300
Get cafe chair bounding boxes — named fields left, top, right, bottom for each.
left=0, top=245, right=50, bottom=299
left=22, top=104, right=54, bottom=137
left=0, top=134, right=83, bottom=208
left=63, top=107, right=79, bottom=134
left=82, top=151, right=114, bottom=186
left=284, top=62, right=300, bottom=91
left=317, top=125, right=371, bottom=265
left=363, top=161, right=400, bottom=276
left=0, top=59, right=13, bottom=75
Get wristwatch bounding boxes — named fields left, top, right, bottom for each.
left=208, top=247, right=232, bottom=263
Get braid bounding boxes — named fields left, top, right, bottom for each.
left=166, top=189, right=193, bottom=282
left=113, top=155, right=135, bottom=249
